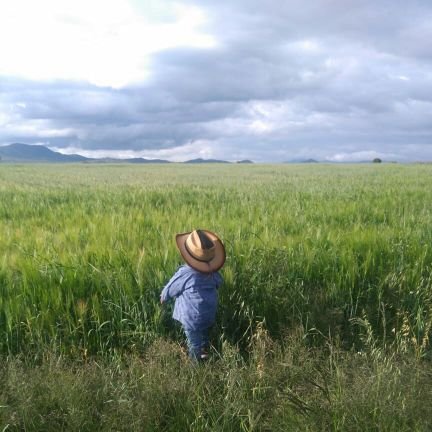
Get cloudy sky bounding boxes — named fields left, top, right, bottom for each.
left=1, top=0, right=431, bottom=161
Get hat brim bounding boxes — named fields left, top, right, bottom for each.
left=176, top=230, right=226, bottom=273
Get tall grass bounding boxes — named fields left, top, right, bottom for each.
left=1, top=164, right=431, bottom=357
left=1, top=329, right=431, bottom=431
left=1, top=163, right=432, bottom=430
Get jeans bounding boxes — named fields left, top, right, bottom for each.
left=184, top=327, right=210, bottom=360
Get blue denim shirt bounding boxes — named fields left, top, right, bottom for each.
left=160, top=265, right=223, bottom=331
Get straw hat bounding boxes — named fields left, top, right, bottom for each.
left=176, top=229, right=226, bottom=273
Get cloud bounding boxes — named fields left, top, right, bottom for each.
left=1, top=0, right=432, bottom=161
left=0, top=0, right=215, bottom=88
left=325, top=150, right=399, bottom=163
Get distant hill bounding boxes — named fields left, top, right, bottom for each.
left=285, top=158, right=319, bottom=163
left=95, top=157, right=170, bottom=164
left=124, top=157, right=170, bottom=164
left=0, top=144, right=240, bottom=164
left=184, top=158, right=231, bottom=164
left=0, top=144, right=171, bottom=163
left=0, top=143, right=88, bottom=162
left=237, top=159, right=254, bottom=164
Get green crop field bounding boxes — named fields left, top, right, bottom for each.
left=1, top=163, right=432, bottom=431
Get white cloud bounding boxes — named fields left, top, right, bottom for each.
left=52, top=140, right=216, bottom=161
left=325, top=150, right=399, bottom=162
left=0, top=112, right=11, bottom=127
left=288, top=39, right=321, bottom=53
left=2, top=120, right=76, bottom=138
left=0, top=0, right=216, bottom=88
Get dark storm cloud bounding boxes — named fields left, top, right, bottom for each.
left=196, top=0, right=432, bottom=59
left=1, top=0, right=432, bottom=161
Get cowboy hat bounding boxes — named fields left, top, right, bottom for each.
left=176, top=229, right=226, bottom=273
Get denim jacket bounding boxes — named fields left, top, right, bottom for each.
left=161, top=265, right=223, bottom=331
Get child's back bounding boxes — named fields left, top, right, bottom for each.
left=161, top=264, right=223, bottom=331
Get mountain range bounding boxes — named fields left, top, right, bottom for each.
left=0, top=143, right=249, bottom=164
left=0, top=143, right=88, bottom=162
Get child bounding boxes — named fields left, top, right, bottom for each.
left=160, top=229, right=225, bottom=361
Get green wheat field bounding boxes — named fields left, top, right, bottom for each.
left=1, top=163, right=432, bottom=431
